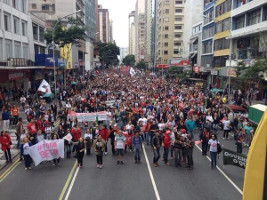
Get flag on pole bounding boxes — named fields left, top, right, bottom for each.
left=243, top=109, right=267, bottom=200
left=38, top=80, right=52, bottom=94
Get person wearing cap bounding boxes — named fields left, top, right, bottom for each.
left=162, top=129, right=172, bottom=166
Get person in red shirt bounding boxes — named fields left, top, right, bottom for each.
left=37, top=116, right=47, bottom=134
left=162, top=129, right=172, bottom=166
left=199, top=127, right=210, bottom=156
left=27, top=118, right=38, bottom=144
left=72, top=124, right=81, bottom=153
left=100, top=125, right=110, bottom=155
left=0, top=131, right=12, bottom=163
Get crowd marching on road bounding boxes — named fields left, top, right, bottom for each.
left=0, top=68, right=254, bottom=172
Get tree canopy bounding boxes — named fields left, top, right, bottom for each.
left=136, top=61, right=147, bottom=70
left=44, top=17, right=86, bottom=47
left=122, top=55, right=135, bottom=67
left=98, top=42, right=120, bottom=67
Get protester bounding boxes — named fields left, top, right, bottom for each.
left=115, top=130, right=126, bottom=165
left=132, top=130, right=142, bottom=163
left=199, top=127, right=210, bottom=156
left=93, top=134, right=105, bottom=169
left=2, top=108, right=10, bottom=131
left=76, top=137, right=85, bottom=168
left=208, top=134, right=220, bottom=169
left=84, top=128, right=93, bottom=155
left=0, top=131, right=12, bottom=163
left=162, top=130, right=172, bottom=166
left=23, top=137, right=32, bottom=170
left=52, top=134, right=60, bottom=166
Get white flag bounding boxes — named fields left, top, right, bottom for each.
left=130, top=67, right=136, bottom=77
left=38, top=79, right=51, bottom=94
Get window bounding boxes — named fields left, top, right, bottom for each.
left=175, top=33, right=181, bottom=38
left=4, top=13, right=11, bottom=32
left=5, top=40, right=12, bottom=59
left=215, top=18, right=231, bottom=33
left=40, top=46, right=45, bottom=54
left=247, top=9, right=261, bottom=26
left=203, top=26, right=214, bottom=40
left=165, top=9, right=169, bottom=14
left=202, top=40, right=213, bottom=54
left=164, top=34, right=169, bottom=39
left=13, top=17, right=20, bottom=34
left=164, top=42, right=168, bottom=47
left=214, top=56, right=228, bottom=67
left=14, top=41, right=21, bottom=58
left=164, top=17, right=169, bottom=22
left=164, top=0, right=170, bottom=5
left=204, top=0, right=214, bottom=7
left=173, top=50, right=179, bottom=54
left=204, top=9, right=214, bottom=25
left=21, top=0, right=26, bottom=13
left=233, top=0, right=248, bottom=9
left=0, top=39, right=3, bottom=60
left=175, top=25, right=182, bottom=30
left=3, top=0, right=10, bottom=5
left=264, top=7, right=267, bottom=21
left=175, top=17, right=182, bottom=21
left=23, top=43, right=28, bottom=59
left=175, top=1, right=183, bottom=4
left=215, top=0, right=232, bottom=17
left=201, top=55, right=213, bottom=68
left=164, top=50, right=168, bottom=55
left=174, top=42, right=181, bottom=46
left=12, top=0, right=16, bottom=9
left=234, top=15, right=245, bottom=29
left=33, top=24, right=38, bottom=41
left=42, top=4, right=50, bottom=11
left=39, top=27, right=45, bottom=42
left=32, top=3, right=37, bottom=9
left=21, top=21, right=27, bottom=36
left=175, top=9, right=183, bottom=13
left=164, top=26, right=169, bottom=30
left=214, top=38, right=230, bottom=51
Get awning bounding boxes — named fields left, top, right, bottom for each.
left=0, top=66, right=45, bottom=70
left=190, top=37, right=198, bottom=44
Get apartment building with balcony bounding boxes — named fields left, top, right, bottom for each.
left=98, top=5, right=110, bottom=43
left=128, top=11, right=135, bottom=55
left=229, top=0, right=267, bottom=67
left=135, top=0, right=145, bottom=62
left=189, top=22, right=202, bottom=72
left=202, top=0, right=216, bottom=69
left=213, top=0, right=232, bottom=68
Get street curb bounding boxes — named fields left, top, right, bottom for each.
left=0, top=151, right=20, bottom=172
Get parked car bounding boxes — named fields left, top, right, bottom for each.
left=223, top=104, right=248, bottom=117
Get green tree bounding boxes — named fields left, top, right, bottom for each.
left=98, top=41, right=120, bottom=67
left=44, top=17, right=86, bottom=47
left=166, top=66, right=190, bottom=79
left=122, top=55, right=135, bottom=67
left=136, top=61, right=147, bottom=70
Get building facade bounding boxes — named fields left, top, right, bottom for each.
left=155, top=0, right=186, bottom=65
left=144, top=0, right=152, bottom=65
left=201, top=0, right=216, bottom=69
left=128, top=11, right=135, bottom=55
left=229, top=0, right=267, bottom=67
left=98, top=5, right=110, bottom=43
left=135, top=0, right=145, bottom=62
left=189, top=22, right=202, bottom=72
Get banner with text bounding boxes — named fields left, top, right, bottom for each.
left=76, top=112, right=111, bottom=122
left=223, top=148, right=247, bottom=169
left=28, top=139, right=64, bottom=166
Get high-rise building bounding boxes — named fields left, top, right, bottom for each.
left=155, top=0, right=185, bottom=64
left=213, top=0, right=232, bottom=68
left=128, top=11, right=136, bottom=55
left=120, top=47, right=128, bottom=64
left=183, top=0, right=203, bottom=59
left=145, top=0, right=152, bottom=65
left=109, top=19, right=113, bottom=42
left=201, top=0, right=216, bottom=69
left=28, top=0, right=55, bottom=14
left=135, top=0, right=146, bottom=62
left=230, top=0, right=267, bottom=66
left=98, top=5, right=110, bottom=43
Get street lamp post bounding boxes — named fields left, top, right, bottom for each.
left=52, top=10, right=82, bottom=102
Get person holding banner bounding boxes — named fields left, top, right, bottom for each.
left=75, top=137, right=85, bottom=168
left=52, top=134, right=60, bottom=166
left=23, top=137, right=32, bottom=170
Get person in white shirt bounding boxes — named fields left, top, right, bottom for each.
left=84, top=129, right=93, bottom=155
left=223, top=116, right=231, bottom=140
left=20, top=95, right=26, bottom=110
left=23, top=137, right=32, bottom=170
left=208, top=134, right=220, bottom=169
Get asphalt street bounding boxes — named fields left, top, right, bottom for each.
left=0, top=131, right=244, bottom=200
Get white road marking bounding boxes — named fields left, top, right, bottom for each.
left=64, top=166, right=80, bottom=200
left=195, top=144, right=243, bottom=195
left=142, top=144, right=161, bottom=200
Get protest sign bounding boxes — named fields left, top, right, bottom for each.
left=28, top=139, right=64, bottom=166
left=76, top=111, right=111, bottom=122
left=223, top=148, right=247, bottom=169
left=63, top=133, right=72, bottom=142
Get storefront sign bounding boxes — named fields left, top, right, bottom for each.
left=227, top=68, right=237, bottom=77
left=8, top=72, right=25, bottom=80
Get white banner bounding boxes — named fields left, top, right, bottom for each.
left=28, top=139, right=65, bottom=166
left=38, top=79, right=52, bottom=94
left=76, top=112, right=111, bottom=122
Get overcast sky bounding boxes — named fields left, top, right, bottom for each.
left=98, top=0, right=136, bottom=48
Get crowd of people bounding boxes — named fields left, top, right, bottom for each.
left=0, top=68, right=254, bottom=171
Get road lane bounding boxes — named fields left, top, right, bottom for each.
left=0, top=158, right=76, bottom=200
